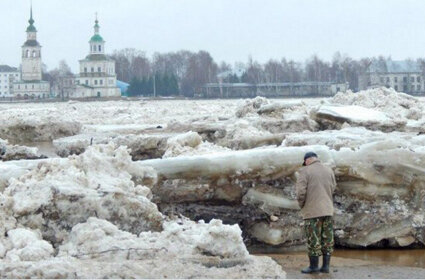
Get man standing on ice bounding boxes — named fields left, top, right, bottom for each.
left=295, top=152, right=336, bottom=274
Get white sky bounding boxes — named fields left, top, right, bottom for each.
left=1, top=0, right=425, bottom=72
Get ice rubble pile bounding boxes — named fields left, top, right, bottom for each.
left=0, top=139, right=43, bottom=161
left=0, top=99, right=238, bottom=146
left=0, top=107, right=81, bottom=142
left=2, top=144, right=163, bottom=246
left=157, top=98, right=316, bottom=153
left=1, top=89, right=424, bottom=266
left=137, top=134, right=425, bottom=248
left=53, top=131, right=231, bottom=160
left=235, top=97, right=319, bottom=134
left=163, top=131, right=231, bottom=158
left=0, top=144, right=285, bottom=278
left=49, top=95, right=311, bottom=160
left=311, top=87, right=425, bottom=131
left=281, top=127, right=423, bottom=150
left=162, top=88, right=423, bottom=149
left=53, top=133, right=171, bottom=159
left=235, top=96, right=270, bottom=117
left=165, top=118, right=284, bottom=151
left=0, top=218, right=284, bottom=278
left=58, top=217, right=249, bottom=260
left=332, top=87, right=424, bottom=120
left=0, top=99, right=216, bottom=129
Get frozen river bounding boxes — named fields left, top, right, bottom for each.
left=1, top=88, right=425, bottom=278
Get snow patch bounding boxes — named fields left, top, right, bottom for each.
left=4, top=228, right=54, bottom=261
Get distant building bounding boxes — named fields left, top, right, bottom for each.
left=199, top=82, right=348, bottom=98
left=0, top=65, right=20, bottom=98
left=73, top=16, right=120, bottom=98
left=12, top=6, right=50, bottom=99
left=358, top=60, right=425, bottom=95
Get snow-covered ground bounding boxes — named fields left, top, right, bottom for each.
left=1, top=88, right=425, bottom=278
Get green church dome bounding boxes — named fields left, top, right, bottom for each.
left=26, top=25, right=37, bottom=32
left=90, top=34, right=104, bottom=42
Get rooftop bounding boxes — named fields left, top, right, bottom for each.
left=81, top=54, right=112, bottom=61
left=203, top=82, right=346, bottom=88
left=204, top=83, right=251, bottom=88
left=13, top=80, right=49, bottom=84
left=23, top=40, right=40, bottom=47
left=78, top=84, right=94, bottom=89
left=0, top=65, right=18, bottom=72
left=117, top=80, right=129, bottom=93
left=368, top=60, right=421, bottom=73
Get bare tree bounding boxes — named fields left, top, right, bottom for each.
left=305, top=55, right=331, bottom=82
left=47, top=60, right=74, bottom=99
left=264, top=59, right=284, bottom=83
left=180, top=51, right=218, bottom=96
left=218, top=61, right=231, bottom=73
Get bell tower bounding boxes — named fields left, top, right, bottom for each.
left=21, top=5, right=42, bottom=81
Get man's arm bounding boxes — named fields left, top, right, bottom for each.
left=295, top=169, right=307, bottom=208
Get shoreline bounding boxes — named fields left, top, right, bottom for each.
left=267, top=252, right=425, bottom=279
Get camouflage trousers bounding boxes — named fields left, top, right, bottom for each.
left=304, top=216, right=334, bottom=257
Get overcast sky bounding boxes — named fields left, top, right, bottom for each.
left=1, top=0, right=425, bottom=72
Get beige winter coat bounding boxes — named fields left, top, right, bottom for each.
left=295, top=159, right=336, bottom=220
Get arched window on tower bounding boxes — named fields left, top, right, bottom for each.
left=32, top=51, right=36, bottom=58
left=26, top=50, right=30, bottom=58
left=98, top=45, right=101, bottom=52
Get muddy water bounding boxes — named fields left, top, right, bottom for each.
left=265, top=249, right=425, bottom=268
left=18, top=141, right=58, bottom=158
left=333, top=249, right=425, bottom=268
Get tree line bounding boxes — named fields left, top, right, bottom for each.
left=110, top=49, right=414, bottom=97
left=110, top=49, right=217, bottom=97
left=45, top=49, right=425, bottom=97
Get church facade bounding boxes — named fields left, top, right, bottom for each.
left=72, top=17, right=121, bottom=98
left=12, top=7, right=50, bottom=99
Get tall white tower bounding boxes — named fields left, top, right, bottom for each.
left=21, top=6, right=42, bottom=81
left=13, top=4, right=50, bottom=99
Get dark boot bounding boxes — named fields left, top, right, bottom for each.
left=301, top=256, right=320, bottom=274
left=320, top=254, right=331, bottom=273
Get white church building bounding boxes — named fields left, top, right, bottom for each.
left=73, top=17, right=121, bottom=98
left=13, top=7, right=50, bottom=99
